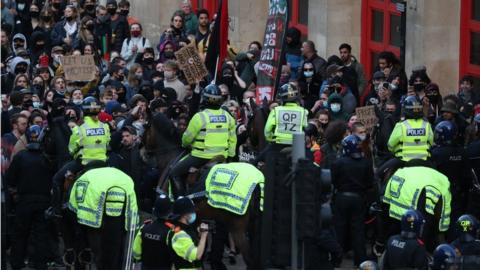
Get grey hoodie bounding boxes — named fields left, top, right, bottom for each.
left=9, top=56, right=30, bottom=74
left=12, top=33, right=27, bottom=55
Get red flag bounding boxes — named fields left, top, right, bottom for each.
left=205, top=0, right=229, bottom=79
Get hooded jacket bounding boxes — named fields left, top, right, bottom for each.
left=8, top=56, right=30, bottom=75
left=285, top=27, right=302, bottom=80
left=11, top=33, right=27, bottom=55
left=328, top=93, right=349, bottom=122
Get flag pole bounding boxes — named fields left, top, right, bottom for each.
left=213, top=56, right=220, bottom=83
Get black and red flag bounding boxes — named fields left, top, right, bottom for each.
left=205, top=0, right=229, bottom=80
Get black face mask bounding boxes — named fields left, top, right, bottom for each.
left=52, top=2, right=61, bottom=9
left=15, top=67, right=27, bottom=74
left=107, top=8, right=116, bottom=16
left=30, top=11, right=40, bottom=18
left=65, top=15, right=75, bottom=22
left=86, top=24, right=95, bottom=31
left=163, top=51, right=175, bottom=59
left=117, top=75, right=125, bottom=81
left=120, top=9, right=129, bottom=16
left=414, top=83, right=425, bottom=92
left=143, top=57, right=154, bottom=64
left=84, top=5, right=95, bottom=12
left=35, top=43, right=45, bottom=50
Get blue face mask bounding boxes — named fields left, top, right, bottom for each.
left=303, top=71, right=314, bottom=78
left=187, top=213, right=196, bottom=224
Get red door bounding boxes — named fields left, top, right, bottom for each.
left=460, top=0, right=480, bottom=86
left=361, top=0, right=402, bottom=79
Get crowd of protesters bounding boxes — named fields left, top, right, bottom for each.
left=1, top=0, right=480, bottom=269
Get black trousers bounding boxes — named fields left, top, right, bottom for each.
left=333, top=193, right=367, bottom=266
left=52, top=160, right=84, bottom=206
left=170, top=154, right=210, bottom=178
left=85, top=215, right=126, bottom=270
left=209, top=221, right=228, bottom=270
left=10, top=201, right=51, bottom=270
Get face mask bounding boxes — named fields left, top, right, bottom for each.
left=98, top=15, right=109, bottom=23
left=187, top=213, right=196, bottom=224
left=118, top=75, right=125, bottom=81
left=15, top=67, right=27, bottom=74
left=164, top=51, right=175, bottom=59
left=53, top=54, right=62, bottom=64
left=30, top=11, right=40, bottom=18
left=33, top=101, right=41, bottom=108
left=135, top=74, right=143, bottom=80
left=120, top=9, right=129, bottom=16
left=427, top=94, right=439, bottom=104
left=222, top=94, right=229, bottom=101
left=143, top=57, right=154, bottom=64
left=330, top=103, right=341, bottom=113
left=85, top=5, right=95, bottom=12
left=357, top=134, right=366, bottom=141
left=303, top=71, right=314, bottom=78
left=164, top=71, right=174, bottom=79
left=107, top=8, right=116, bottom=16
left=17, top=3, right=25, bottom=11
left=131, top=30, right=141, bottom=37
left=322, top=100, right=328, bottom=107
left=14, top=42, right=24, bottom=49
left=86, top=24, right=95, bottom=31
left=73, top=99, right=83, bottom=105
left=35, top=43, right=45, bottom=49
left=65, top=15, right=75, bottom=21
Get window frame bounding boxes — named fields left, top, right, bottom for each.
left=289, top=0, right=308, bottom=37
left=459, top=0, right=480, bottom=80
left=361, top=0, right=402, bottom=80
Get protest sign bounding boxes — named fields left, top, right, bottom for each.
left=355, top=105, right=378, bottom=133
left=175, top=44, right=209, bottom=84
left=61, top=55, right=96, bottom=81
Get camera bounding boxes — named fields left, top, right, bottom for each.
left=199, top=220, right=216, bottom=233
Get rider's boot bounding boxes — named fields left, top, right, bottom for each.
left=172, top=177, right=187, bottom=198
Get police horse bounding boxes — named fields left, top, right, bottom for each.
left=373, top=159, right=445, bottom=253
left=142, top=113, right=262, bottom=269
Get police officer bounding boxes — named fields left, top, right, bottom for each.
left=386, top=95, right=433, bottom=170
left=431, top=121, right=471, bottom=240
left=170, top=84, right=237, bottom=196
left=133, top=194, right=174, bottom=270
left=430, top=244, right=458, bottom=270
left=168, top=197, right=209, bottom=270
left=51, top=96, right=111, bottom=209
left=6, top=125, right=57, bottom=270
left=383, top=209, right=428, bottom=270
left=382, top=160, right=452, bottom=252
left=68, top=166, right=138, bottom=270
left=264, top=82, right=308, bottom=147
left=331, top=135, right=374, bottom=266
left=450, top=215, right=480, bottom=270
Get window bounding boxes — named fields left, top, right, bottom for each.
left=191, top=0, right=219, bottom=17
left=460, top=0, right=480, bottom=85
left=361, top=0, right=402, bottom=80
left=289, top=0, right=309, bottom=37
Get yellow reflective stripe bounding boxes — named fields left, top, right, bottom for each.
left=82, top=144, right=106, bottom=149
left=172, top=231, right=190, bottom=242
left=402, top=142, right=428, bottom=147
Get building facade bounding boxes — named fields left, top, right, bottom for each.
left=129, top=0, right=480, bottom=95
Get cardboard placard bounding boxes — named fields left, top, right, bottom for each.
left=61, top=55, right=96, bottom=82
left=174, top=44, right=209, bottom=84
left=355, top=105, right=378, bottom=133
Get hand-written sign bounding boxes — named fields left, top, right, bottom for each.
left=61, top=55, right=96, bottom=81
left=175, top=44, right=209, bottom=84
left=355, top=105, right=378, bottom=133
